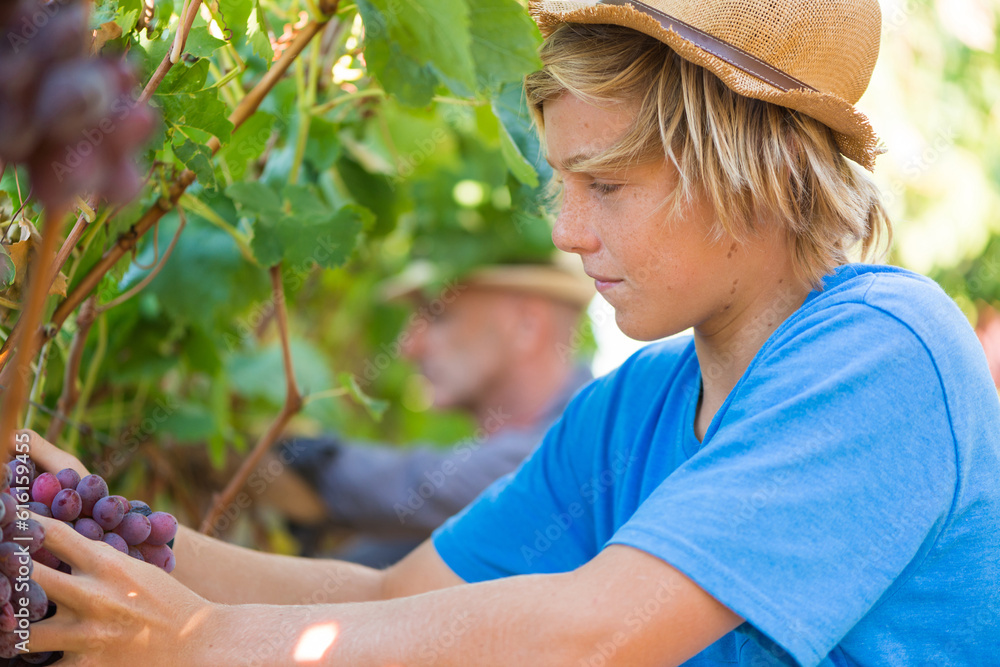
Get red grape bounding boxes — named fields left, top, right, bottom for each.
left=0, top=495, right=15, bottom=528
left=25, top=580, right=47, bottom=621
left=102, top=533, right=128, bottom=554
left=92, top=496, right=126, bottom=531
left=0, top=602, right=13, bottom=633
left=146, top=512, right=178, bottom=546
left=25, top=502, right=50, bottom=519
left=73, top=518, right=104, bottom=541
left=76, top=475, right=109, bottom=516
left=55, top=468, right=81, bottom=491
left=0, top=543, right=31, bottom=580
left=29, top=473, right=61, bottom=507
left=50, top=488, right=81, bottom=522
left=113, top=512, right=150, bottom=546
left=30, top=546, right=60, bottom=571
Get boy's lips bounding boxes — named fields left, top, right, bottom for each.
left=587, top=272, right=623, bottom=293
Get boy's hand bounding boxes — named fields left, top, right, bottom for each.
left=13, top=429, right=90, bottom=477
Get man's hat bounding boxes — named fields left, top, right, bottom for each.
left=379, top=255, right=595, bottom=309
left=529, top=0, right=885, bottom=171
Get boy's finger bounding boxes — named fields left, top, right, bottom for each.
left=30, top=515, right=98, bottom=573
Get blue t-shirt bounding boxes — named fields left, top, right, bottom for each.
left=432, top=263, right=1000, bottom=666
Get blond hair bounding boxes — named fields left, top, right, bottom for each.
left=524, top=23, right=892, bottom=289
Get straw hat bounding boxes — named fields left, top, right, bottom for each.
left=530, top=0, right=886, bottom=171
left=380, top=255, right=595, bottom=309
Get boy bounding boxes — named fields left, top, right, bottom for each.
left=23, top=1, right=1000, bottom=665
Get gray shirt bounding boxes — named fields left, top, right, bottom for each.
left=315, top=365, right=593, bottom=539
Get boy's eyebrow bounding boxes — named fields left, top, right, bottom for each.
left=545, top=152, right=601, bottom=172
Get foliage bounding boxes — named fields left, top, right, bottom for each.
left=0, top=0, right=558, bottom=546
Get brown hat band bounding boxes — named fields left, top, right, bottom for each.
left=599, top=0, right=818, bottom=94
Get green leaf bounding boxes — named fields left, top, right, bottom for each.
left=469, top=0, right=542, bottom=92
left=304, top=117, right=343, bottom=171
left=497, top=118, right=538, bottom=187
left=492, top=83, right=549, bottom=186
left=338, top=372, right=389, bottom=421
left=184, top=26, right=227, bottom=58
left=219, top=112, right=276, bottom=181
left=217, top=0, right=252, bottom=44
left=154, top=60, right=234, bottom=143
left=362, top=38, right=438, bottom=107
left=248, top=0, right=274, bottom=62
left=124, top=208, right=270, bottom=330
left=229, top=182, right=369, bottom=269
left=172, top=133, right=219, bottom=190
left=227, top=338, right=334, bottom=405
left=159, top=58, right=211, bottom=94
left=226, top=181, right=281, bottom=217
left=357, top=0, right=476, bottom=98
left=115, top=9, right=139, bottom=34
left=0, top=244, right=14, bottom=290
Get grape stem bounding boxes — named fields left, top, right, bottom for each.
left=0, top=14, right=335, bottom=378
left=139, top=0, right=204, bottom=104
left=170, top=0, right=195, bottom=64
left=96, top=208, right=187, bottom=313
left=199, top=265, right=303, bottom=536
left=0, top=204, right=68, bottom=461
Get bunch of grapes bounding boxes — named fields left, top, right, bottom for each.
left=0, top=0, right=155, bottom=208
left=0, top=459, right=177, bottom=665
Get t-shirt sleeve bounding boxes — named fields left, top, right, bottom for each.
left=432, top=381, right=605, bottom=582
left=607, top=303, right=958, bottom=666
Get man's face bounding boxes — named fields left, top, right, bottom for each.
left=543, top=92, right=748, bottom=341
left=400, top=287, right=519, bottom=411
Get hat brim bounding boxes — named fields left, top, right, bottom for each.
left=380, top=263, right=595, bottom=309
left=531, top=2, right=885, bottom=171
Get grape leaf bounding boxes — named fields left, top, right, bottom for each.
left=248, top=0, right=273, bottom=62
left=217, top=0, right=252, bottom=45
left=491, top=83, right=549, bottom=187
left=469, top=0, right=542, bottom=93
left=228, top=182, right=370, bottom=269
left=227, top=338, right=334, bottom=405
left=227, top=181, right=281, bottom=218
left=172, top=134, right=219, bottom=190
left=219, top=112, right=276, bottom=181
left=154, top=59, right=234, bottom=143
left=357, top=0, right=476, bottom=99
left=304, top=117, right=343, bottom=171
left=184, top=27, right=227, bottom=58
left=361, top=36, right=438, bottom=107
left=125, top=209, right=270, bottom=330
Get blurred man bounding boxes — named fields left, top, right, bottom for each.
left=276, top=260, right=594, bottom=567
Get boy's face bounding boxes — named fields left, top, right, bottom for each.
left=543, top=92, right=751, bottom=341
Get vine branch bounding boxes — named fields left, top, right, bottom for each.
left=45, top=296, right=97, bottom=442
left=0, top=205, right=68, bottom=454
left=199, top=265, right=303, bottom=535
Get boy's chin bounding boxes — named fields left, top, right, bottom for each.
left=615, top=312, right=682, bottom=343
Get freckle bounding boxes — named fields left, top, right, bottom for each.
left=779, top=279, right=784, bottom=284
left=730, top=278, right=738, bottom=295
left=727, top=242, right=737, bottom=258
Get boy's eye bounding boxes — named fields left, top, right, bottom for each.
left=589, top=182, right=623, bottom=195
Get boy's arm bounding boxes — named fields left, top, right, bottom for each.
left=172, top=528, right=463, bottom=604
left=30, top=523, right=742, bottom=667
left=19, top=429, right=464, bottom=605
